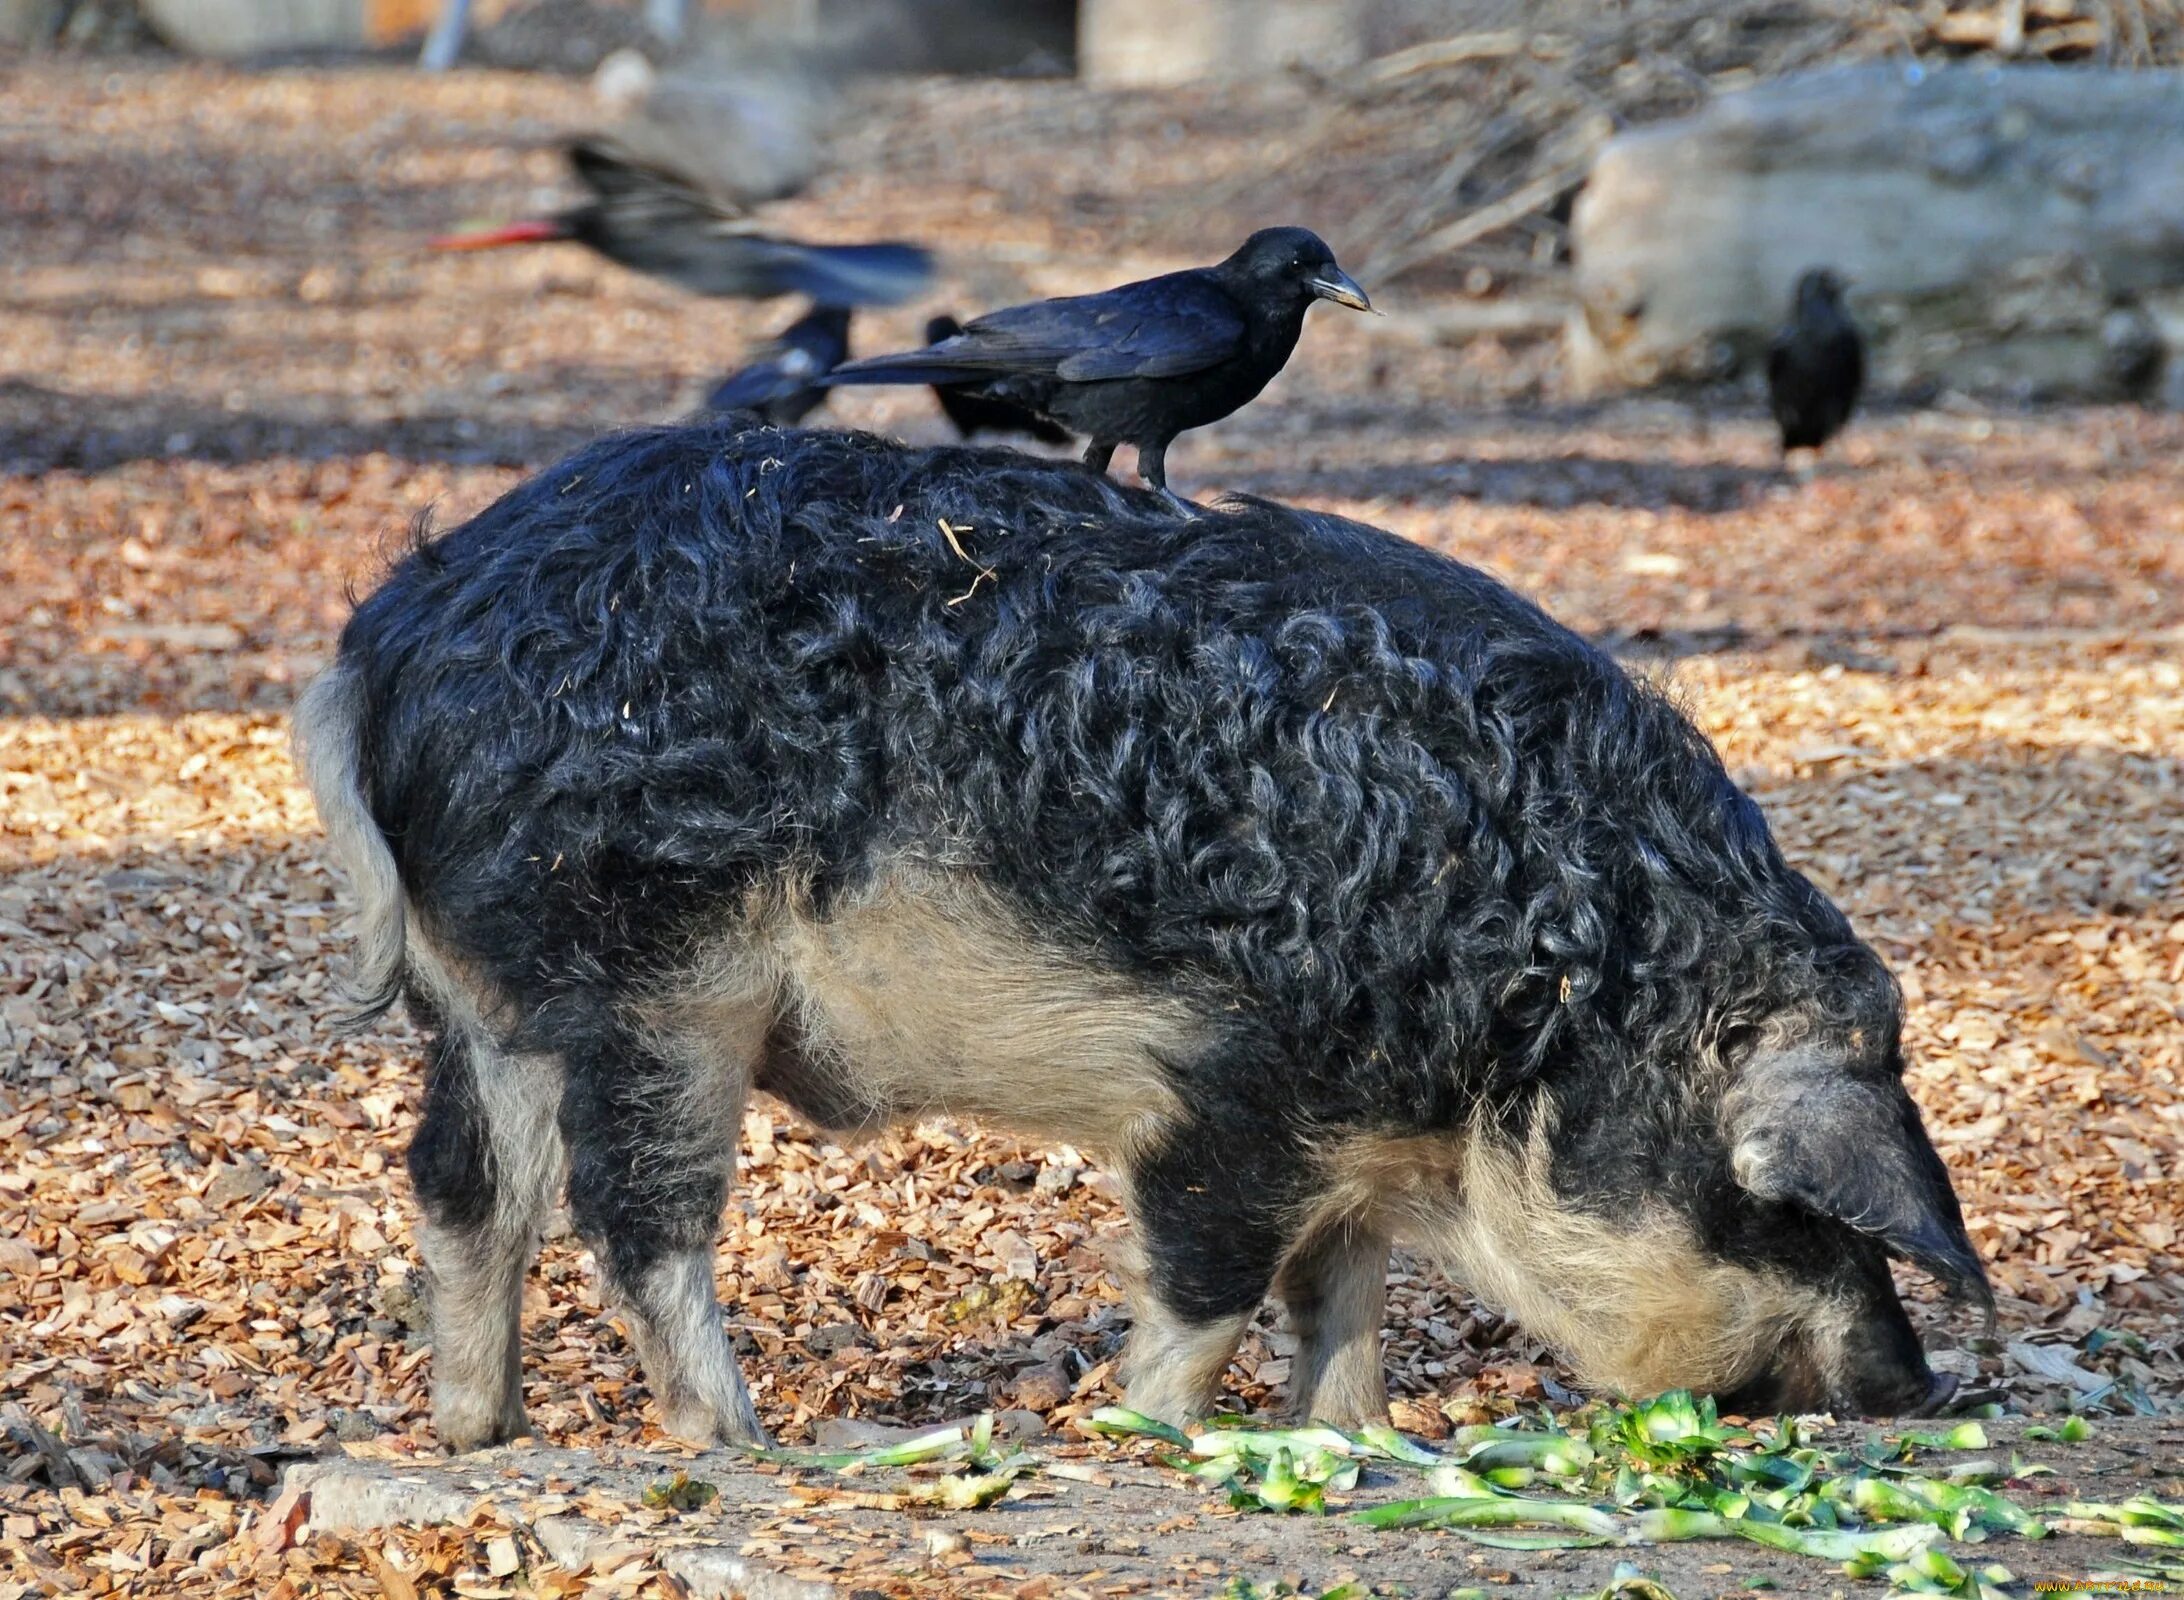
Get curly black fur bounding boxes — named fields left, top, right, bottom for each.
left=312, top=421, right=1980, bottom=1425
left=352, top=421, right=1864, bottom=1081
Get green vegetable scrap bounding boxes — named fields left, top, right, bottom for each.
left=1243, top=1447, right=1331, bottom=1514
left=1632, top=1506, right=1939, bottom=1563
left=1890, top=1421, right=1989, bottom=1454
left=1081, top=1386, right=2065, bottom=1585
left=1349, top=1421, right=1445, bottom=1465
left=1191, top=1423, right=1360, bottom=1462
left=742, top=1410, right=1037, bottom=1510
left=1587, top=1565, right=1687, bottom=1600
left=1324, top=1388, right=2056, bottom=1583
left=1352, top=1494, right=1620, bottom=1537
left=1604, top=1391, right=1748, bottom=1467
left=640, top=1471, right=719, bottom=1513
left=1078, top=1405, right=1193, bottom=1449
left=1458, top=1428, right=1595, bottom=1477
left=2062, top=1496, right=2184, bottom=1546
left=1858, top=1546, right=2017, bottom=1599
left=924, top=1468, right=1022, bottom=1510
left=754, top=1417, right=978, bottom=1470
left=2021, top=1416, right=2094, bottom=1444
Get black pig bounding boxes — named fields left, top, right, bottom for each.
left=295, top=423, right=1988, bottom=1450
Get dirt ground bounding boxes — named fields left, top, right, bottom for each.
left=2, top=55, right=2182, bottom=1600
left=275, top=1417, right=2184, bottom=1599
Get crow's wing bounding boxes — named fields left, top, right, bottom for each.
left=970, top=273, right=1248, bottom=380
left=825, top=271, right=1257, bottom=386
left=568, top=138, right=931, bottom=305
left=569, top=136, right=751, bottom=231
left=1838, top=325, right=1866, bottom=399
left=830, top=271, right=1247, bottom=386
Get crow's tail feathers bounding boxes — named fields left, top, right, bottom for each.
left=820, top=361, right=956, bottom=388
left=706, top=366, right=797, bottom=413
left=764, top=240, right=933, bottom=308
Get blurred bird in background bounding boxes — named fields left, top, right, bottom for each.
left=704, top=305, right=853, bottom=424
left=431, top=54, right=932, bottom=308
left=1768, top=267, right=1864, bottom=459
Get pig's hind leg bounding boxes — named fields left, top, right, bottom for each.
left=558, top=1003, right=769, bottom=1449
left=408, top=1016, right=564, bottom=1452
left=1274, top=1219, right=1393, bottom=1427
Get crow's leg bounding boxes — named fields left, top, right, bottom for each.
left=1135, top=439, right=1199, bottom=515
left=1081, top=439, right=1116, bottom=477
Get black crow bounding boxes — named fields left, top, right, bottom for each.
left=923, top=315, right=1072, bottom=445
left=820, top=227, right=1372, bottom=507
left=1768, top=268, right=1863, bottom=456
left=433, top=138, right=931, bottom=308
left=705, top=306, right=852, bottom=425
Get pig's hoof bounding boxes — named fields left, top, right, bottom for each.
left=1114, top=1380, right=1210, bottom=1430
left=435, top=1396, right=529, bottom=1454
left=1294, top=1400, right=1392, bottom=1430
left=663, top=1403, right=772, bottom=1453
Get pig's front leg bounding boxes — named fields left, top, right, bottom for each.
left=1116, top=1119, right=1297, bottom=1425
left=1274, top=1218, right=1393, bottom=1427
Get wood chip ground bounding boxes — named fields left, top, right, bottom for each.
left=2, top=41, right=2180, bottom=1600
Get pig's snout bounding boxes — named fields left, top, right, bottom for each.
left=1724, top=1304, right=1951, bottom=1419
left=1828, top=1362, right=1955, bottom=1419
left=1906, top=1370, right=1960, bottom=1417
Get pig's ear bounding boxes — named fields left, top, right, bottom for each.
left=1727, top=1047, right=1992, bottom=1313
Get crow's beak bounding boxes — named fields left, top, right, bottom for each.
left=1307, top=267, right=1377, bottom=314
left=429, top=218, right=574, bottom=252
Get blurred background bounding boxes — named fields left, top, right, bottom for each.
left=10, top=0, right=2184, bottom=472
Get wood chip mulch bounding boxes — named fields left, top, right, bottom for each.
left=2, top=48, right=2180, bottom=1600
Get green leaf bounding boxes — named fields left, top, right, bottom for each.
left=1892, top=1421, right=1988, bottom=1453
left=2064, top=1497, right=2184, bottom=1532
left=1425, top=1463, right=1503, bottom=1500
left=1191, top=1425, right=1358, bottom=1461
left=1460, top=1433, right=1596, bottom=1476
left=1350, top=1495, right=1619, bottom=1536
left=926, top=1468, right=1020, bottom=1510
left=1349, top=1422, right=1444, bottom=1465
left=1448, top=1529, right=1616, bottom=1550
left=1629, top=1508, right=1731, bottom=1542
left=640, top=1471, right=719, bottom=1513
left=1079, top=1407, right=1192, bottom=1448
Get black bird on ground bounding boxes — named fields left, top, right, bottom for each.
left=820, top=226, right=1373, bottom=508
left=1768, top=268, right=1864, bottom=457
left=923, top=316, right=1072, bottom=445
left=433, top=138, right=932, bottom=308
left=705, top=305, right=853, bottom=424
